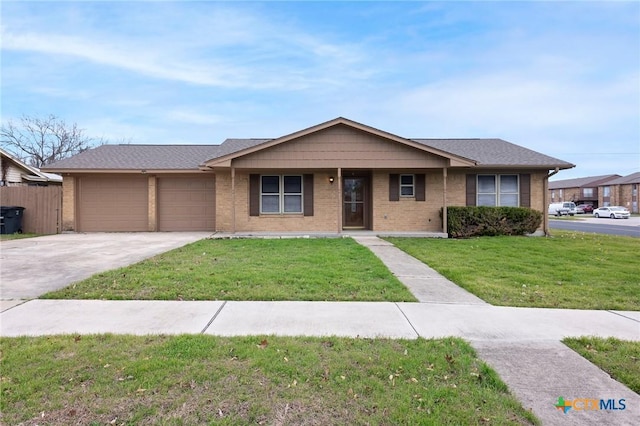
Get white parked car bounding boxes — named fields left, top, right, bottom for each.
left=593, top=206, right=630, bottom=219
left=548, top=202, right=577, bottom=216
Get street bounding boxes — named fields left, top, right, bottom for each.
left=549, top=216, right=640, bottom=237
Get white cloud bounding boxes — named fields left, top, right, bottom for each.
left=1, top=29, right=243, bottom=88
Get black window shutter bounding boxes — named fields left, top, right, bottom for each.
left=466, top=174, right=476, bottom=206
left=303, top=174, right=314, bottom=216
left=520, top=174, right=531, bottom=207
left=389, top=174, right=399, bottom=201
left=249, top=174, right=260, bottom=216
left=415, top=174, right=425, bottom=201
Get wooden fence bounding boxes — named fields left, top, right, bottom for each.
left=0, top=186, right=62, bottom=234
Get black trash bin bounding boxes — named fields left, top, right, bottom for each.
left=0, top=206, right=25, bottom=234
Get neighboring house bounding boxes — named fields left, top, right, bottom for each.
left=0, top=148, right=62, bottom=186
left=601, top=172, right=640, bottom=213
left=548, top=174, right=621, bottom=208
left=43, top=117, right=574, bottom=234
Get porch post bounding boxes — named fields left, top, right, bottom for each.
left=337, top=167, right=342, bottom=234
left=545, top=168, right=560, bottom=236
left=442, top=167, right=448, bottom=234
left=148, top=175, right=157, bottom=231
left=231, top=166, right=236, bottom=233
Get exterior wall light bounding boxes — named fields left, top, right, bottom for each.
left=329, top=176, right=335, bottom=184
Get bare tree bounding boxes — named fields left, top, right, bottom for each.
left=0, top=114, right=100, bottom=167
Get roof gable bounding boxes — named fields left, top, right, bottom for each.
left=1, top=148, right=62, bottom=182
left=203, top=117, right=476, bottom=168
left=604, top=172, right=640, bottom=185
left=549, top=174, right=622, bottom=189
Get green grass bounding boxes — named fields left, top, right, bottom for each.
left=0, top=232, right=40, bottom=240
left=386, top=231, right=640, bottom=310
left=563, top=337, right=640, bottom=393
left=548, top=215, right=584, bottom=220
left=0, top=335, right=538, bottom=425
left=42, top=238, right=416, bottom=302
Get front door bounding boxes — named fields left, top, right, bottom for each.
left=343, top=176, right=369, bottom=229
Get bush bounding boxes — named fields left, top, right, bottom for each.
left=445, top=206, right=543, bottom=238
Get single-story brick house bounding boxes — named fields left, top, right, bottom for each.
left=43, top=117, right=574, bottom=234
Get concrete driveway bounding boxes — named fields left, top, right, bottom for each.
left=0, top=232, right=212, bottom=303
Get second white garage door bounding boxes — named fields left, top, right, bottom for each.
left=78, top=176, right=149, bottom=232
left=157, top=176, right=215, bottom=231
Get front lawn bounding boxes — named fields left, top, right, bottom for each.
left=0, top=233, right=40, bottom=241
left=0, top=335, right=538, bottom=425
left=386, top=231, right=639, bottom=310
left=42, top=238, right=416, bottom=302
left=563, top=337, right=640, bottom=394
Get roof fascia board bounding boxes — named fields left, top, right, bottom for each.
left=476, top=164, right=575, bottom=170
left=21, top=174, right=47, bottom=182
left=50, top=169, right=211, bottom=174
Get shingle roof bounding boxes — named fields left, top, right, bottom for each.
left=604, top=172, right=640, bottom=185
left=44, top=144, right=220, bottom=170
left=43, top=130, right=574, bottom=171
left=412, top=139, right=573, bottom=168
left=214, top=139, right=272, bottom=159
left=548, top=174, right=622, bottom=189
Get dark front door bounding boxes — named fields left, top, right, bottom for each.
left=343, top=176, right=368, bottom=229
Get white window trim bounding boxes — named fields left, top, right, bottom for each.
left=477, top=174, right=520, bottom=207
left=399, top=174, right=415, bottom=197
left=260, top=175, right=303, bottom=214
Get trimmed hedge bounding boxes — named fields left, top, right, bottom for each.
left=444, top=206, right=543, bottom=238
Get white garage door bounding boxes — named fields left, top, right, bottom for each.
left=78, top=176, right=148, bottom=232
left=157, top=176, right=215, bottom=231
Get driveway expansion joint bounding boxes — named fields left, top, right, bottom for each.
left=606, top=310, right=640, bottom=323
left=394, top=303, right=420, bottom=338
left=201, top=301, right=227, bottom=334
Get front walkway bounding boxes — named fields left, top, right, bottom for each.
left=352, top=236, right=487, bottom=304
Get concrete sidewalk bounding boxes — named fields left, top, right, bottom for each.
left=1, top=299, right=638, bottom=341
left=1, top=235, right=639, bottom=425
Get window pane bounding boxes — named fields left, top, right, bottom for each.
left=478, top=194, right=496, bottom=206
left=478, top=175, right=495, bottom=193
left=284, top=195, right=302, bottom=212
left=284, top=176, right=302, bottom=193
left=262, top=176, right=279, bottom=193
left=401, top=186, right=414, bottom=196
left=261, top=195, right=280, bottom=212
left=400, top=175, right=414, bottom=185
left=344, top=178, right=363, bottom=201
left=499, top=194, right=519, bottom=207
left=500, top=175, right=518, bottom=193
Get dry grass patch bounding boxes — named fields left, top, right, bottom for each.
left=1, top=335, right=538, bottom=425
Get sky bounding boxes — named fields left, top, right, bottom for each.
left=1, top=0, right=638, bottom=181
